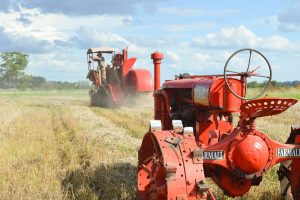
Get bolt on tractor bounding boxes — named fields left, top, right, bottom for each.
left=86, top=47, right=153, bottom=107
left=138, top=48, right=300, bottom=200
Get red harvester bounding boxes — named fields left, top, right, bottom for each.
left=86, top=47, right=153, bottom=107
left=138, top=48, right=300, bottom=199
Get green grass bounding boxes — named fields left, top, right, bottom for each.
left=248, top=86, right=300, bottom=99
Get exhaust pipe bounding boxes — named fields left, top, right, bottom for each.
left=151, top=51, right=164, bottom=91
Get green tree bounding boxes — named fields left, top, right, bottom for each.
left=0, top=52, right=29, bottom=88
left=31, top=76, right=46, bottom=88
left=248, top=81, right=259, bottom=88
left=270, top=80, right=278, bottom=87
left=16, top=74, right=32, bottom=90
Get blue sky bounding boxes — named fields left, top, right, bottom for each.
left=0, top=0, right=299, bottom=82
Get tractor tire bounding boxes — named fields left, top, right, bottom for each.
left=278, top=125, right=300, bottom=200
left=279, top=160, right=293, bottom=200
left=138, top=130, right=208, bottom=199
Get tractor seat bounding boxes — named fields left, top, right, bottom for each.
left=240, top=98, right=298, bottom=118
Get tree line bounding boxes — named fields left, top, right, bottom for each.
left=248, top=80, right=300, bottom=88
left=0, top=52, right=89, bottom=90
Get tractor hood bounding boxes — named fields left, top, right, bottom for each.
left=162, top=77, right=215, bottom=89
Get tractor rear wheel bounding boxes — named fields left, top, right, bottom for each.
left=138, top=131, right=179, bottom=200
left=279, top=160, right=293, bottom=200
left=278, top=126, right=300, bottom=200
left=138, top=130, right=208, bottom=200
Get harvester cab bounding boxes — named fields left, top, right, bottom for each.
left=138, top=48, right=300, bottom=200
left=86, top=47, right=153, bottom=107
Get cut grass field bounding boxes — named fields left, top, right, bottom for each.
left=0, top=88, right=299, bottom=199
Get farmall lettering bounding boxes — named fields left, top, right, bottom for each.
left=203, top=150, right=224, bottom=160
left=277, top=148, right=300, bottom=158
left=138, top=48, right=300, bottom=200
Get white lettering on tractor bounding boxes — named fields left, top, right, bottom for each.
left=276, top=148, right=300, bottom=158
left=203, top=151, right=224, bottom=160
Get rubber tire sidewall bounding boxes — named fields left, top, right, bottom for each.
left=280, top=160, right=294, bottom=200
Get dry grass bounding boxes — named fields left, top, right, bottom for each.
left=0, top=90, right=139, bottom=199
left=0, top=88, right=299, bottom=199
left=91, top=93, right=153, bottom=139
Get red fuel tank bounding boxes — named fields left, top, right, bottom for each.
left=163, top=76, right=243, bottom=112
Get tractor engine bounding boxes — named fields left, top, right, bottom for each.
left=138, top=49, right=300, bottom=200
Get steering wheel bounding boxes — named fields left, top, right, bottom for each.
left=224, top=48, right=272, bottom=100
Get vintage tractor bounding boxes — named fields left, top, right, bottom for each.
left=86, top=47, right=153, bottom=107
left=138, top=48, right=300, bottom=199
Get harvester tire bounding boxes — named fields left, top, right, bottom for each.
left=90, top=95, right=95, bottom=107
left=89, top=90, right=96, bottom=107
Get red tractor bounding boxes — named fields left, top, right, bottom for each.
left=86, top=47, right=153, bottom=107
left=138, top=49, right=300, bottom=199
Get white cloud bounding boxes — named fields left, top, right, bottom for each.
left=278, top=0, right=300, bottom=32
left=279, top=23, right=300, bottom=32
left=194, top=52, right=211, bottom=64
left=0, top=7, right=147, bottom=55
left=122, top=17, right=143, bottom=26
left=0, top=6, right=151, bottom=81
left=262, top=35, right=290, bottom=50
left=192, top=25, right=292, bottom=51
left=165, top=50, right=180, bottom=68
left=26, top=48, right=88, bottom=81
left=0, top=7, right=127, bottom=42
left=263, top=16, right=278, bottom=26
left=0, top=26, right=54, bottom=54
left=161, top=22, right=213, bottom=33
left=193, top=52, right=225, bottom=71
left=158, top=7, right=200, bottom=16
left=1, top=0, right=167, bottom=16
left=166, top=50, right=180, bottom=62
left=158, top=7, right=239, bottom=17
left=70, top=26, right=148, bottom=55
left=0, top=9, right=68, bottom=42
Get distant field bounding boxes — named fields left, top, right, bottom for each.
left=249, top=86, right=300, bottom=99
left=0, top=88, right=299, bottom=199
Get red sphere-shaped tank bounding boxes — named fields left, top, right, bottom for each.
left=232, top=135, right=269, bottom=174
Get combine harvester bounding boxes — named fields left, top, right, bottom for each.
left=86, top=47, right=153, bottom=107
left=138, top=48, right=300, bottom=199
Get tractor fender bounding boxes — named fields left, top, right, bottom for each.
left=125, top=69, right=153, bottom=92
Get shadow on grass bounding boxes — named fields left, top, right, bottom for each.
left=62, top=162, right=137, bottom=200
